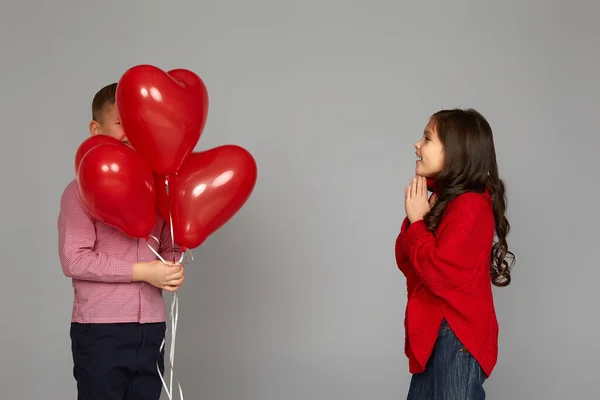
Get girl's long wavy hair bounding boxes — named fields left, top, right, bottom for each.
left=424, top=108, right=515, bottom=287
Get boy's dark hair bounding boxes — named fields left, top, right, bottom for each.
left=91, top=83, right=117, bottom=122
left=425, top=108, right=515, bottom=287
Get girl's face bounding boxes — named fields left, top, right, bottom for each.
left=414, top=118, right=445, bottom=177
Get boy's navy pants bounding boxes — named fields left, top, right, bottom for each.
left=70, top=322, right=166, bottom=400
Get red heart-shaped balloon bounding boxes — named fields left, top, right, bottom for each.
left=74, top=135, right=121, bottom=176
left=77, top=143, right=157, bottom=238
left=156, top=145, right=258, bottom=249
left=116, top=64, right=209, bottom=175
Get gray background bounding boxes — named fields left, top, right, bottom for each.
left=1, top=1, right=598, bottom=399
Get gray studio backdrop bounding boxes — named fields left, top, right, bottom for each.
left=1, top=1, right=598, bottom=399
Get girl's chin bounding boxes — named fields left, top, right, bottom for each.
left=415, top=169, right=434, bottom=179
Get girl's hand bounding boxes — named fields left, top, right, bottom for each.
left=405, top=176, right=431, bottom=223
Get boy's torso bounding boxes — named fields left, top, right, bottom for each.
left=64, top=180, right=168, bottom=324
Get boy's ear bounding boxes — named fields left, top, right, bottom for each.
left=89, top=120, right=101, bottom=136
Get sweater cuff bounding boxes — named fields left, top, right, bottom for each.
left=400, top=219, right=431, bottom=254
left=400, top=217, right=411, bottom=234
left=113, top=259, right=135, bottom=282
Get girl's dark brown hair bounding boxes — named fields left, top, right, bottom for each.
left=424, top=108, right=514, bottom=287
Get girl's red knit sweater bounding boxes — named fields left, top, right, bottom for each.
left=395, top=189, right=499, bottom=378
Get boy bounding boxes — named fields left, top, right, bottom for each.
left=58, top=83, right=184, bottom=400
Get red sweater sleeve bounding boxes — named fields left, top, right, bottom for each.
left=395, top=217, right=412, bottom=277
left=57, top=181, right=134, bottom=282
left=399, top=193, right=493, bottom=297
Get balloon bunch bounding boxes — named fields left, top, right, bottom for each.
left=75, top=64, right=258, bottom=250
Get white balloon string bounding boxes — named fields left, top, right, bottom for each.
left=145, top=234, right=184, bottom=399
left=165, top=176, right=177, bottom=264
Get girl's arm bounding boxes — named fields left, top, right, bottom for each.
left=395, top=217, right=412, bottom=276
left=398, top=193, right=494, bottom=297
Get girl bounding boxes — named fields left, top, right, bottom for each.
left=395, top=108, right=514, bottom=399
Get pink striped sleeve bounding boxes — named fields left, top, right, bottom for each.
left=57, top=181, right=134, bottom=282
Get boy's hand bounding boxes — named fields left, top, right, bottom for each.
left=133, top=260, right=185, bottom=292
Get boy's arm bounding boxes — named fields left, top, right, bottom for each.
left=57, top=182, right=134, bottom=282
left=157, top=221, right=183, bottom=263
